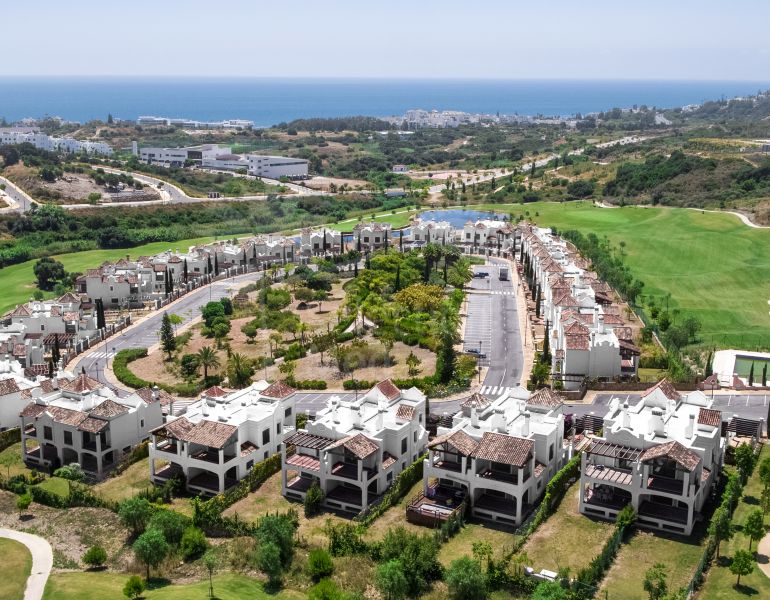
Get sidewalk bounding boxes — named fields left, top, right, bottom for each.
left=0, top=527, right=53, bottom=600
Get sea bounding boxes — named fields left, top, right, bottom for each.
left=0, top=78, right=767, bottom=127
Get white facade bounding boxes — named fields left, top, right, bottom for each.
left=418, top=387, right=567, bottom=526
left=0, top=128, right=112, bottom=156
left=408, top=220, right=455, bottom=246
left=579, top=380, right=725, bottom=535
left=247, top=155, right=309, bottom=179
left=19, top=372, right=163, bottom=477
left=462, top=219, right=515, bottom=253
left=282, top=380, right=428, bottom=514
left=353, top=222, right=392, bottom=251
left=300, top=228, right=343, bottom=255
left=149, top=381, right=297, bottom=495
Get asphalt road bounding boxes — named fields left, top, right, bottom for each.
left=463, top=259, right=524, bottom=395
left=0, top=175, right=36, bottom=213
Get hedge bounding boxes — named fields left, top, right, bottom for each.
left=525, top=453, right=581, bottom=536
left=113, top=347, right=201, bottom=397
left=343, top=379, right=376, bottom=391
left=357, top=453, right=426, bottom=527
left=287, top=378, right=328, bottom=390
left=0, top=427, right=21, bottom=453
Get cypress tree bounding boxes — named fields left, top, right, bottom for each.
left=51, top=333, right=61, bottom=366
left=399, top=231, right=404, bottom=252
left=394, top=264, right=401, bottom=291
left=384, top=229, right=389, bottom=252
left=214, top=254, right=219, bottom=276
left=207, top=255, right=212, bottom=275
left=541, top=320, right=551, bottom=365
left=183, top=259, right=188, bottom=283
left=762, top=363, right=768, bottom=387
left=354, top=261, right=358, bottom=278
left=322, top=229, right=328, bottom=255
left=748, top=362, right=755, bottom=387
left=535, top=285, right=541, bottom=318
left=47, top=359, right=54, bottom=378
left=160, top=312, right=175, bottom=360
left=704, top=350, right=713, bottom=377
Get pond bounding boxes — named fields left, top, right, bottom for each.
left=415, top=209, right=509, bottom=228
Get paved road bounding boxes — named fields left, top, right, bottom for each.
left=0, top=175, right=37, bottom=213
left=78, top=272, right=263, bottom=393
left=0, top=527, right=53, bottom=600
left=462, top=259, right=524, bottom=393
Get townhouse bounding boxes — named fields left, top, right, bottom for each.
left=148, top=381, right=298, bottom=495
left=352, top=222, right=393, bottom=251
left=19, top=370, right=163, bottom=478
left=0, top=127, right=112, bottom=156
left=579, top=380, right=725, bottom=535
left=407, top=220, right=455, bottom=246
left=519, top=225, right=640, bottom=389
left=461, top=219, right=515, bottom=254
left=300, top=228, right=343, bottom=256
left=281, top=379, right=428, bottom=514
left=411, top=387, right=567, bottom=527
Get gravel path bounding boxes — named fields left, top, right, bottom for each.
left=0, top=527, right=53, bottom=600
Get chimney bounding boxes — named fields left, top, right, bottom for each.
left=649, top=408, right=665, bottom=437
left=471, top=406, right=479, bottom=428
left=331, top=397, right=340, bottom=424
left=522, top=411, right=531, bottom=437
left=376, top=406, right=385, bottom=431
left=622, top=401, right=631, bottom=429
left=152, top=385, right=159, bottom=402
left=685, top=413, right=696, bottom=439
left=494, top=407, right=506, bottom=433
left=598, top=315, right=605, bottom=334
left=202, top=401, right=209, bottom=417
left=353, top=406, right=363, bottom=429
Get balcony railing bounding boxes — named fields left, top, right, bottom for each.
left=646, top=475, right=684, bottom=495
left=432, top=460, right=462, bottom=473
left=478, top=468, right=518, bottom=484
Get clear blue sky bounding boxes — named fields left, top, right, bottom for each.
left=4, top=0, right=769, bottom=80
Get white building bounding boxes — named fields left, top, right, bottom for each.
left=462, top=219, right=515, bottom=254
left=408, top=220, right=455, bottom=246
left=281, top=380, right=428, bottom=514
left=353, top=222, right=393, bottom=251
left=149, top=381, right=298, bottom=496
left=137, top=116, right=254, bottom=130
left=247, top=154, right=308, bottom=179
left=0, top=128, right=112, bottom=156
left=19, top=371, right=163, bottom=477
left=300, top=228, right=343, bottom=256
left=579, top=380, right=724, bottom=535
left=412, top=387, right=567, bottom=527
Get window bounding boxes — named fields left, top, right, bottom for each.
left=419, top=414, right=422, bottom=424
left=285, top=407, right=292, bottom=419
left=44, top=426, right=52, bottom=441
left=262, top=429, right=270, bottom=445
left=413, top=431, right=417, bottom=443
left=264, top=451, right=268, bottom=460
left=276, top=423, right=281, bottom=434
left=401, top=438, right=407, bottom=454
left=246, top=460, right=254, bottom=470
left=64, top=431, right=72, bottom=445
left=549, top=444, right=554, bottom=461
left=387, top=472, right=393, bottom=483
left=140, top=419, right=144, bottom=429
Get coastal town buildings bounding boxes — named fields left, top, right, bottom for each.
left=148, top=381, right=297, bottom=495
left=461, top=219, right=516, bottom=254
left=352, top=222, right=393, bottom=251
left=579, top=380, right=725, bottom=535
left=407, top=220, right=455, bottom=246
left=409, top=387, right=567, bottom=527
left=281, top=380, right=428, bottom=513
left=136, top=116, right=254, bottom=129
left=300, top=228, right=343, bottom=256
left=19, top=371, right=163, bottom=478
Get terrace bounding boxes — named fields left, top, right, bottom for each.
left=585, top=464, right=633, bottom=486
left=406, top=485, right=466, bottom=527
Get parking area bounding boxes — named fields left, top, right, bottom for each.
left=463, top=293, right=491, bottom=366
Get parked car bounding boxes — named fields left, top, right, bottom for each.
left=466, top=348, right=487, bottom=359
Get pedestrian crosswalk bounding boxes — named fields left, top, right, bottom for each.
left=479, top=385, right=518, bottom=397
left=490, top=290, right=515, bottom=296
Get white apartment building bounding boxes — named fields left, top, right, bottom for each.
left=462, top=219, right=515, bottom=254
left=137, top=116, right=254, bottom=129
left=408, top=220, right=455, bottom=246
left=247, top=154, right=308, bottom=179
left=353, top=222, right=393, bottom=251
left=300, top=228, right=343, bottom=256
left=149, top=381, right=298, bottom=496
left=281, top=380, right=428, bottom=514
left=0, top=128, right=113, bottom=156
left=19, top=371, right=163, bottom=477
left=519, top=226, right=640, bottom=389
left=579, top=380, right=725, bottom=535
left=412, top=387, right=567, bottom=527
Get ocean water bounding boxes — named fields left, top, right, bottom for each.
left=0, top=78, right=766, bottom=127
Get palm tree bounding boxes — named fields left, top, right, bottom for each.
left=197, top=346, right=221, bottom=381
left=269, top=332, right=283, bottom=357
left=227, top=352, right=254, bottom=388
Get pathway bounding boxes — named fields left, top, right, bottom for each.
left=0, top=528, right=53, bottom=600
left=758, top=532, right=770, bottom=579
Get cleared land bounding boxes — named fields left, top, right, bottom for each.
left=698, top=445, right=770, bottom=599
left=42, top=572, right=304, bottom=600
left=438, top=522, right=520, bottom=568
left=522, top=484, right=615, bottom=574
left=0, top=537, right=32, bottom=600
left=598, top=528, right=705, bottom=599
left=469, top=201, right=770, bottom=348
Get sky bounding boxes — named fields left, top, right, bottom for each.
left=3, top=0, right=770, bottom=80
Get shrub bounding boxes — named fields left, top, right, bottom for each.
left=118, top=497, right=154, bottom=535
left=123, top=575, right=145, bottom=599
left=307, top=548, right=335, bottom=581
left=304, top=481, right=325, bottom=517
left=343, top=378, right=376, bottom=391
left=148, top=509, right=190, bottom=546
left=133, top=528, right=169, bottom=580
left=446, top=556, right=488, bottom=600
left=179, top=526, right=209, bottom=561
left=308, top=579, right=346, bottom=600
left=82, top=545, right=107, bottom=569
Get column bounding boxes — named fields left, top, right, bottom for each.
left=515, top=493, right=523, bottom=524
left=281, top=444, right=288, bottom=494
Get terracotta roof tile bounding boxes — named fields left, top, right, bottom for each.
left=527, top=387, right=564, bottom=408
left=135, top=387, right=174, bottom=404
left=641, top=440, right=700, bottom=472
left=78, top=416, right=108, bottom=433
left=565, top=334, right=590, bottom=350
left=461, top=393, right=491, bottom=411
left=0, top=379, right=21, bottom=396
left=89, top=399, right=129, bottom=418
left=395, top=404, right=415, bottom=421
left=698, top=408, right=722, bottom=428
left=472, top=432, right=533, bottom=467
left=328, top=433, right=379, bottom=459
left=262, top=381, right=296, bottom=399
left=375, top=379, right=400, bottom=401
left=429, top=430, right=479, bottom=456
left=642, top=379, right=680, bottom=402
left=202, top=385, right=229, bottom=398
left=20, top=403, right=46, bottom=418
left=63, top=372, right=103, bottom=393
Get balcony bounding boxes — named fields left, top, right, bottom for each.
left=478, top=468, right=518, bottom=484
left=638, top=500, right=689, bottom=524
left=190, top=449, right=236, bottom=464
left=155, top=440, right=179, bottom=454
left=646, top=475, right=684, bottom=495
left=286, top=454, right=320, bottom=472
left=331, top=461, right=375, bottom=481
left=433, top=460, right=462, bottom=473
left=407, top=485, right=466, bottom=526
left=585, top=464, right=633, bottom=487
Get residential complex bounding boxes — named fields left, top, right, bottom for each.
left=461, top=219, right=516, bottom=254
left=0, top=127, right=113, bottom=156
left=136, top=116, right=254, bottom=129
left=281, top=380, right=428, bottom=513
left=407, top=220, right=455, bottom=246
left=579, top=380, right=725, bottom=535
left=352, top=222, right=393, bottom=251
left=409, top=387, right=568, bottom=527
left=19, top=371, right=163, bottom=478
left=137, top=144, right=308, bottom=179
left=149, top=381, right=298, bottom=495
left=519, top=225, right=640, bottom=389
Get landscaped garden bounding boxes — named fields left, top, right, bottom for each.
left=0, top=537, right=32, bottom=600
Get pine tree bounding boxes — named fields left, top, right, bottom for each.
left=160, top=312, right=175, bottom=360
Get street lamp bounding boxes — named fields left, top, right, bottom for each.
left=478, top=341, right=482, bottom=383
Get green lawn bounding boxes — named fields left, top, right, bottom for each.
left=0, top=236, right=216, bottom=314
left=329, top=209, right=416, bottom=233
left=437, top=522, right=520, bottom=568
left=698, top=445, right=770, bottom=599
left=94, top=458, right=153, bottom=504
left=0, top=537, right=32, bottom=600
left=522, top=483, right=615, bottom=574
left=0, top=442, right=36, bottom=479
left=467, top=201, right=770, bottom=348
left=598, top=528, right=706, bottom=599
left=42, top=572, right=305, bottom=600
left=34, top=476, right=71, bottom=498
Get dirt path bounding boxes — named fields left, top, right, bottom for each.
left=0, top=528, right=53, bottom=600
left=758, top=532, right=770, bottom=579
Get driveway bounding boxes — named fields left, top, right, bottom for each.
left=0, top=528, right=53, bottom=600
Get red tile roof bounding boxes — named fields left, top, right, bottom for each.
left=429, top=430, right=479, bottom=456
left=0, top=379, right=21, bottom=396
left=642, top=379, right=680, bottom=402
left=262, top=381, right=296, bottom=399
left=697, top=408, right=722, bottom=428
left=641, top=440, right=700, bottom=472
left=375, top=379, right=401, bottom=401
left=395, top=404, right=415, bottom=421
left=527, top=387, right=564, bottom=408
left=328, top=433, right=379, bottom=459
left=473, top=432, right=533, bottom=467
